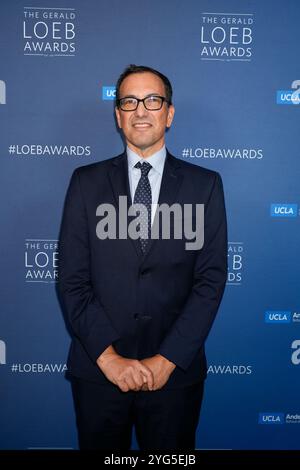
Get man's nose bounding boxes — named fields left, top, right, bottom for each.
left=134, top=100, right=148, bottom=117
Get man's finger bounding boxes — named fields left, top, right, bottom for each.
left=140, top=365, right=154, bottom=391
left=123, top=375, right=137, bottom=391
left=119, top=379, right=130, bottom=393
left=131, top=369, right=144, bottom=389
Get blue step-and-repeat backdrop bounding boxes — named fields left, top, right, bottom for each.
left=0, top=0, right=299, bottom=450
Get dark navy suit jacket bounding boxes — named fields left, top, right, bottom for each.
left=58, top=151, right=227, bottom=388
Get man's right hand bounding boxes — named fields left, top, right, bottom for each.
left=96, top=345, right=154, bottom=392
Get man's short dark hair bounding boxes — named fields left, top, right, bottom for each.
left=116, top=64, right=173, bottom=106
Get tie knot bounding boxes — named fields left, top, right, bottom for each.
left=135, top=161, right=152, bottom=177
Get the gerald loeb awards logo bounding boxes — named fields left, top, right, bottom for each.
left=25, top=239, right=58, bottom=283
left=200, top=12, right=254, bottom=61
left=227, top=242, right=243, bottom=285
left=23, top=6, right=76, bottom=56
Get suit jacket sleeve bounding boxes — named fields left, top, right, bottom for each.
left=58, top=169, right=120, bottom=362
left=158, top=172, right=227, bottom=370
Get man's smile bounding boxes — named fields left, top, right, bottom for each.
left=132, top=122, right=152, bottom=129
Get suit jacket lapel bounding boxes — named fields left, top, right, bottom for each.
left=141, top=152, right=184, bottom=263
left=157, top=152, right=183, bottom=207
left=108, top=152, right=131, bottom=205
left=108, top=152, right=142, bottom=259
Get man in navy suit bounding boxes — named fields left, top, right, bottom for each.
left=58, top=64, right=227, bottom=450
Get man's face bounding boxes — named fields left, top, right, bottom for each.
left=115, top=72, right=175, bottom=158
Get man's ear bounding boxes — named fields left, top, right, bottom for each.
left=166, top=105, right=175, bottom=128
left=115, top=107, right=122, bottom=129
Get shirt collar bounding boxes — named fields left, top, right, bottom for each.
left=126, top=145, right=166, bottom=175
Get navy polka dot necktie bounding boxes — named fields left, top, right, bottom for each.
left=133, top=161, right=152, bottom=253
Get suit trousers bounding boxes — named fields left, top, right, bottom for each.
left=71, top=376, right=204, bottom=450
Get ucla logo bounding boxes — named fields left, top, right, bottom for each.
left=265, top=311, right=291, bottom=323
left=277, top=91, right=300, bottom=105
left=259, top=413, right=284, bottom=424
left=102, top=86, right=116, bottom=100
left=270, top=204, right=298, bottom=217
left=277, top=80, right=300, bottom=105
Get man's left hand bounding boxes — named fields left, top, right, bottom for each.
left=140, top=354, right=176, bottom=391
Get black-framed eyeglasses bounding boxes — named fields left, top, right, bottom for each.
left=117, top=95, right=169, bottom=111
